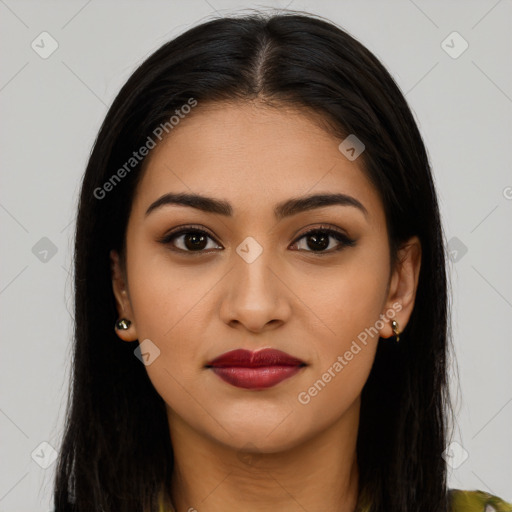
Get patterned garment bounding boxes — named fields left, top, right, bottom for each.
left=448, top=489, right=512, bottom=512
left=158, top=489, right=512, bottom=511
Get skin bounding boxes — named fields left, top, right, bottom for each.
left=111, top=101, right=421, bottom=512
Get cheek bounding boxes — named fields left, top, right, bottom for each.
left=291, top=268, right=386, bottom=436
left=128, top=263, right=211, bottom=363
left=126, top=232, right=207, bottom=334
left=291, top=250, right=388, bottom=409
left=299, top=252, right=389, bottom=354
left=125, top=252, right=214, bottom=421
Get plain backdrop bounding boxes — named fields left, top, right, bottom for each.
left=1, top=0, right=511, bottom=510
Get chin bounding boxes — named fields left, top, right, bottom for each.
left=207, top=411, right=309, bottom=454
left=221, top=428, right=304, bottom=455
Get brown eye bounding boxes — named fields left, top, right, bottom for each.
left=159, top=227, right=222, bottom=253
left=291, top=227, right=356, bottom=254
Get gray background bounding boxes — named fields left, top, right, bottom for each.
left=1, top=0, right=511, bottom=510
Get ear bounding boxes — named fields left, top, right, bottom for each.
left=110, top=249, right=138, bottom=342
left=379, top=236, right=422, bottom=340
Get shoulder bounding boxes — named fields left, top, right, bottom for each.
left=449, top=489, right=512, bottom=512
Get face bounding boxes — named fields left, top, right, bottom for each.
left=111, top=101, right=421, bottom=454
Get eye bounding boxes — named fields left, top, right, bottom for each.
left=290, top=225, right=356, bottom=254
left=158, top=225, right=222, bottom=254
left=159, top=224, right=356, bottom=255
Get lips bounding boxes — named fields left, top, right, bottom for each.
left=206, top=348, right=306, bottom=389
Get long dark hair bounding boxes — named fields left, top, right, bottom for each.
left=54, top=10, right=454, bottom=512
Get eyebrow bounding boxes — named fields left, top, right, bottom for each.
left=145, top=192, right=368, bottom=220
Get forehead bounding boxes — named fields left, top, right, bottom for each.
left=132, top=101, right=383, bottom=224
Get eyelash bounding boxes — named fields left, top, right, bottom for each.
left=158, top=224, right=356, bottom=256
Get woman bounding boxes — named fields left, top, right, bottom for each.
left=53, top=11, right=512, bottom=512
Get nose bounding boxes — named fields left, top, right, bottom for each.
left=219, top=244, right=292, bottom=334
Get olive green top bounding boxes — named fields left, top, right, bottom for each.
left=158, top=488, right=512, bottom=511
left=448, top=490, right=512, bottom=512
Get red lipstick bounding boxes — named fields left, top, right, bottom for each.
left=206, top=349, right=305, bottom=390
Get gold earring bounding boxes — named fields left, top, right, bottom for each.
left=116, top=318, right=131, bottom=330
left=391, top=320, right=400, bottom=343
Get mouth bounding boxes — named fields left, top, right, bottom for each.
left=205, top=348, right=306, bottom=390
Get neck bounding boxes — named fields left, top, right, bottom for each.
left=167, top=398, right=361, bottom=512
